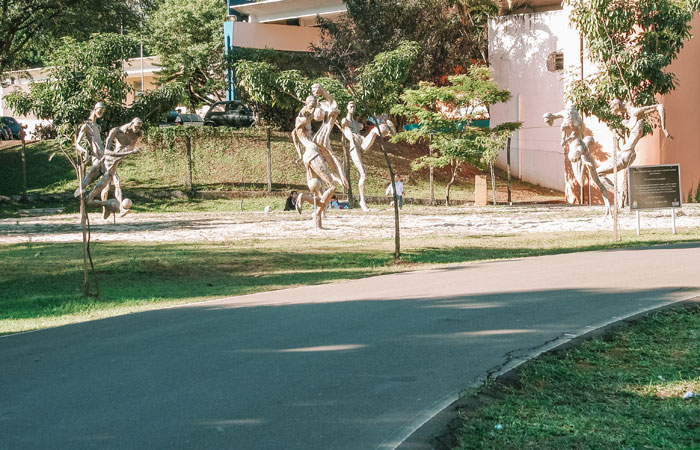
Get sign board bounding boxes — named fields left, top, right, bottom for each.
left=628, top=164, right=682, bottom=210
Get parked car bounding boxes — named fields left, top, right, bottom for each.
left=159, top=111, right=204, bottom=127
left=178, top=113, right=204, bottom=127
left=203, top=100, right=255, bottom=128
left=1, top=116, right=22, bottom=139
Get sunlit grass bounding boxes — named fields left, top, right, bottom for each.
left=2, top=228, right=700, bottom=335
left=455, top=306, right=700, bottom=449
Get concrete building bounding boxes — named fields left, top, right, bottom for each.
left=225, top=0, right=345, bottom=51
left=488, top=2, right=700, bottom=203
left=223, top=0, right=347, bottom=99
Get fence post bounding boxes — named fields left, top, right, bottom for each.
left=20, top=127, right=27, bottom=198
left=506, top=137, right=512, bottom=205
left=429, top=134, right=434, bottom=205
left=185, top=134, right=194, bottom=195
left=266, top=127, right=272, bottom=193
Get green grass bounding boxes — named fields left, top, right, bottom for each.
left=0, top=140, right=75, bottom=196
left=2, top=227, right=700, bottom=335
left=0, top=130, right=561, bottom=206
left=454, top=305, right=700, bottom=449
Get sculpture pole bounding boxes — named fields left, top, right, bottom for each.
left=613, top=136, right=619, bottom=241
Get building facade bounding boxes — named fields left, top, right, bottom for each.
left=489, top=3, right=700, bottom=203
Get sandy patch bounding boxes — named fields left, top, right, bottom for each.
left=2, top=204, right=699, bottom=244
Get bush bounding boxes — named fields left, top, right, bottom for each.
left=34, top=123, right=58, bottom=140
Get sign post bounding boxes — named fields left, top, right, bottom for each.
left=628, top=164, right=682, bottom=235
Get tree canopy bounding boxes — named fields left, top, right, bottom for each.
left=4, top=33, right=182, bottom=131
left=146, top=0, right=226, bottom=111
left=0, top=0, right=142, bottom=76
left=312, top=0, right=495, bottom=86
left=564, top=0, right=700, bottom=129
left=234, top=41, right=419, bottom=130
left=392, top=66, right=521, bottom=203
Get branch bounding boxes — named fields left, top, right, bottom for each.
left=600, top=17, right=634, bottom=103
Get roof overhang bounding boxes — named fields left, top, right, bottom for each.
left=230, top=0, right=346, bottom=23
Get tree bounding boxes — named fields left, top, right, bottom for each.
left=146, top=0, right=226, bottom=111
left=312, top=0, right=495, bottom=86
left=0, top=0, right=140, bottom=76
left=392, top=66, right=521, bottom=205
left=234, top=63, right=353, bottom=130
left=234, top=41, right=420, bottom=259
left=233, top=61, right=304, bottom=129
left=564, top=0, right=699, bottom=129
left=4, top=32, right=183, bottom=298
left=5, top=34, right=136, bottom=130
left=6, top=33, right=183, bottom=130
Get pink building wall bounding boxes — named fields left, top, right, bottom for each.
left=636, top=15, right=700, bottom=201
left=490, top=10, right=700, bottom=205
left=232, top=22, right=322, bottom=52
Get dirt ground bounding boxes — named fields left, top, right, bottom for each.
left=2, top=204, right=699, bottom=244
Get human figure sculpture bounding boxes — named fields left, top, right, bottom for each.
left=596, top=99, right=673, bottom=175
left=340, top=101, right=397, bottom=211
left=99, top=198, right=133, bottom=220
left=75, top=102, right=106, bottom=166
left=543, top=103, right=611, bottom=215
left=74, top=102, right=111, bottom=205
left=310, top=83, right=347, bottom=187
left=84, top=118, right=143, bottom=218
left=292, top=86, right=348, bottom=228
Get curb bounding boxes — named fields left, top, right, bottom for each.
left=395, top=296, right=700, bottom=450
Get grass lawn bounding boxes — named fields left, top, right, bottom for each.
left=2, top=227, right=700, bottom=335
left=0, top=131, right=563, bottom=206
left=454, top=304, right=700, bottom=449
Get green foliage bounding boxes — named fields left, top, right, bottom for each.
left=127, top=83, right=186, bottom=126
left=696, top=181, right=700, bottom=203
left=226, top=47, right=323, bottom=78
left=564, top=0, right=699, bottom=132
left=392, top=66, right=521, bottom=169
left=146, top=0, right=226, bottom=111
left=4, top=33, right=181, bottom=132
left=0, top=0, right=139, bottom=75
left=233, top=61, right=303, bottom=129
left=234, top=41, right=420, bottom=129
left=5, top=34, right=135, bottom=131
left=312, top=0, right=496, bottom=85
left=352, top=41, right=421, bottom=117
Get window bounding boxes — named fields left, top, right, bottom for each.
left=209, top=104, right=226, bottom=114
left=547, top=52, right=564, bottom=72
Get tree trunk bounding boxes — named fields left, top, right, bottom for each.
left=76, top=160, right=90, bottom=297
left=20, top=139, right=27, bottom=198
left=341, top=136, right=354, bottom=207
left=445, top=161, right=458, bottom=206
left=266, top=127, right=272, bottom=193
left=374, top=118, right=400, bottom=260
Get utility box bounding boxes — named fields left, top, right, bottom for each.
left=475, top=175, right=488, bottom=206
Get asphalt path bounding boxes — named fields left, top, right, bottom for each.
left=2, top=243, right=700, bottom=450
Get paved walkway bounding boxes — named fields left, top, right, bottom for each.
left=2, top=243, right=699, bottom=449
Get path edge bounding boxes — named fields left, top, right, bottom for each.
left=394, top=295, right=700, bottom=450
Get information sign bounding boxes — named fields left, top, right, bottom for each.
left=628, top=164, right=682, bottom=210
